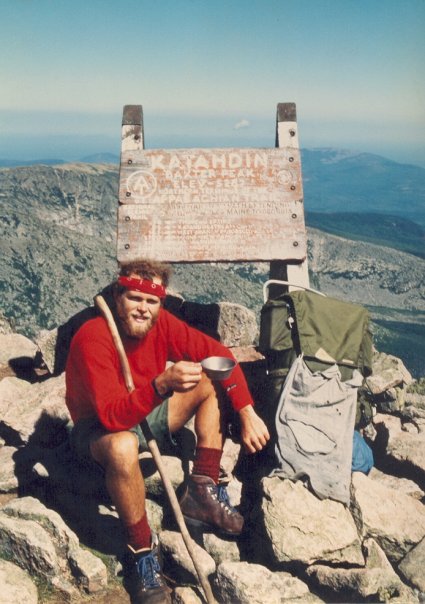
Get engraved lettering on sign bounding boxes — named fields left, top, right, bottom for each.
left=118, top=148, right=306, bottom=262
left=127, top=170, right=157, bottom=198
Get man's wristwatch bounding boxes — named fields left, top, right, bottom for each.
left=152, top=378, right=174, bottom=400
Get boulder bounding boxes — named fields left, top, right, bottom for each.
left=0, top=496, right=107, bottom=594
left=0, top=559, right=38, bottom=604
left=405, top=392, right=425, bottom=410
left=159, top=530, right=216, bottom=585
left=214, top=561, right=324, bottom=603
left=34, top=327, right=60, bottom=375
left=68, top=546, right=109, bottom=593
left=173, top=585, right=204, bottom=603
left=0, top=374, right=70, bottom=446
left=400, top=404, right=425, bottom=432
left=220, top=438, right=241, bottom=479
left=373, top=413, right=425, bottom=487
left=0, top=446, right=19, bottom=493
left=0, top=512, right=68, bottom=581
left=2, top=495, right=81, bottom=557
left=258, top=477, right=364, bottom=566
left=0, top=333, right=38, bottom=366
left=216, top=302, right=258, bottom=347
left=203, top=533, right=241, bottom=566
left=398, top=536, right=425, bottom=594
left=143, top=455, right=186, bottom=499
left=368, top=467, right=424, bottom=501
left=367, top=352, right=413, bottom=395
left=307, top=538, right=417, bottom=603
left=351, top=472, right=425, bottom=562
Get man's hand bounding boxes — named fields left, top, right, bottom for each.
left=238, top=405, right=270, bottom=454
left=154, top=361, right=202, bottom=395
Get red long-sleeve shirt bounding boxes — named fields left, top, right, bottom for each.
left=65, top=310, right=253, bottom=431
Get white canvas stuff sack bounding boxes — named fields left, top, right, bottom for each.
left=271, top=354, right=363, bottom=504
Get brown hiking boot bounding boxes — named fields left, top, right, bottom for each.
left=179, top=474, right=244, bottom=536
left=125, top=536, right=172, bottom=604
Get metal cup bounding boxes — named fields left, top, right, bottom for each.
left=201, top=356, right=236, bottom=381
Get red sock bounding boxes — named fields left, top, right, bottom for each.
left=192, top=446, right=222, bottom=484
left=125, top=513, right=152, bottom=552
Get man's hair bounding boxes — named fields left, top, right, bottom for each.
left=114, top=259, right=171, bottom=296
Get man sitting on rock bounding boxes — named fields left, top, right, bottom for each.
left=65, top=259, right=269, bottom=604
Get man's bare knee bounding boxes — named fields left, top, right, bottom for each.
left=191, top=372, right=218, bottom=401
left=90, top=430, right=139, bottom=470
left=168, top=374, right=222, bottom=433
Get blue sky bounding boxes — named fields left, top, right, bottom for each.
left=1, top=0, right=424, bottom=166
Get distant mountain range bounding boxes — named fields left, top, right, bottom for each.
left=1, top=149, right=424, bottom=377
left=306, top=212, right=425, bottom=259
left=0, top=152, right=118, bottom=167
left=301, top=148, right=425, bottom=226
left=3, top=146, right=424, bottom=222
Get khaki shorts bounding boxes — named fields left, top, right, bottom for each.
left=70, top=399, right=177, bottom=467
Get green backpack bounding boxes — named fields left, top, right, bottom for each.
left=257, top=287, right=374, bottom=430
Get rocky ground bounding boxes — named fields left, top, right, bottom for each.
left=1, top=300, right=425, bottom=604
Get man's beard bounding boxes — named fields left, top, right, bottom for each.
left=119, top=312, right=156, bottom=339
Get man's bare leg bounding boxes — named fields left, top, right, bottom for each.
left=168, top=373, right=225, bottom=450
left=90, top=429, right=171, bottom=603
left=90, top=430, right=145, bottom=526
left=168, top=374, right=244, bottom=536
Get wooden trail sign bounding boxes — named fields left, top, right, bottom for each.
left=117, top=103, right=309, bottom=287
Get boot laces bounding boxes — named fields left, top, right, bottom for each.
left=216, top=484, right=238, bottom=515
left=136, top=549, right=162, bottom=589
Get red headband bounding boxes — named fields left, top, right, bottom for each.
left=118, top=276, right=167, bottom=298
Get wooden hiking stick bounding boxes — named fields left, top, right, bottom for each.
left=94, top=295, right=217, bottom=604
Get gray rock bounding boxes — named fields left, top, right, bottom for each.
left=0, top=513, right=60, bottom=577
left=259, top=477, right=364, bottom=566
left=68, top=546, right=108, bottom=593
left=0, top=374, right=70, bottom=446
left=49, top=576, right=79, bottom=600
left=401, top=405, right=425, bottom=432
left=216, top=301, right=258, bottom=347
left=214, top=561, right=323, bottom=604
left=0, top=496, right=108, bottom=594
left=406, top=392, right=425, bottom=410
left=159, top=529, right=216, bottom=585
left=351, top=472, right=425, bottom=562
left=203, top=533, right=241, bottom=565
left=0, top=333, right=38, bottom=366
left=368, top=467, right=424, bottom=501
left=34, top=328, right=58, bottom=374
left=367, top=351, right=413, bottom=395
left=145, top=498, right=165, bottom=535
left=374, top=413, right=425, bottom=485
left=173, top=586, right=204, bottom=603
left=398, top=536, right=425, bottom=594
left=2, top=496, right=79, bottom=554
left=0, top=559, right=38, bottom=604
left=307, top=538, right=417, bottom=602
left=0, top=446, right=18, bottom=493
left=220, top=438, right=241, bottom=479
left=373, top=386, right=406, bottom=413
left=143, top=455, right=185, bottom=498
